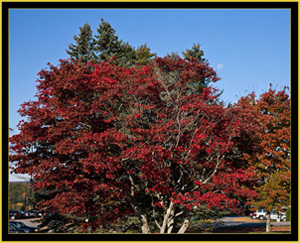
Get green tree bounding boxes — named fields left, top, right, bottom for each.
left=66, top=19, right=156, bottom=68
left=286, top=207, right=291, bottom=221
left=117, top=42, right=137, bottom=67
left=9, top=182, right=31, bottom=206
left=94, top=18, right=123, bottom=63
left=94, top=19, right=156, bottom=67
left=134, top=44, right=156, bottom=65
left=182, top=43, right=205, bottom=63
left=66, top=23, right=96, bottom=62
left=182, top=44, right=217, bottom=93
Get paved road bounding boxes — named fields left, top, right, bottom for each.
left=217, top=216, right=290, bottom=228
left=9, top=218, right=41, bottom=227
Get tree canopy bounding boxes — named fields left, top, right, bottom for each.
left=10, top=56, right=265, bottom=233
left=246, top=87, right=290, bottom=231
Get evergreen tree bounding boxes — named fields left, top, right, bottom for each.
left=94, top=19, right=156, bottom=67
left=117, top=42, right=137, bottom=67
left=183, top=44, right=219, bottom=94
left=134, top=44, right=156, bottom=65
left=66, top=19, right=156, bottom=67
left=66, top=23, right=96, bottom=63
left=118, top=43, right=156, bottom=67
left=182, top=43, right=205, bottom=62
left=94, top=18, right=123, bottom=63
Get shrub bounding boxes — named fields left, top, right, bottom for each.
left=286, top=207, right=291, bottom=221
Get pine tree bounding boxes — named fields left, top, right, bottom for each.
left=134, top=44, right=156, bottom=65
left=66, top=19, right=156, bottom=68
left=183, top=44, right=219, bottom=93
left=94, top=19, right=156, bottom=67
left=94, top=18, right=123, bottom=63
left=182, top=43, right=205, bottom=62
left=117, top=42, right=137, bottom=67
left=66, top=23, right=96, bottom=63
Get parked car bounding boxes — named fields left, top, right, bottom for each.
left=251, top=208, right=267, bottom=220
left=280, top=212, right=287, bottom=221
left=27, top=210, right=38, bottom=218
left=251, top=208, right=286, bottom=221
left=38, top=210, right=47, bottom=217
left=9, top=221, right=38, bottom=233
left=23, top=211, right=30, bottom=218
left=17, top=211, right=26, bottom=219
left=9, top=224, right=25, bottom=233
left=9, top=210, right=21, bottom=219
left=270, top=210, right=286, bottom=221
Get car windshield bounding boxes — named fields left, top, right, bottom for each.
left=14, top=222, right=26, bottom=228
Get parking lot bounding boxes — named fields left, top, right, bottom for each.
left=9, top=216, right=290, bottom=233
left=9, top=218, right=41, bottom=228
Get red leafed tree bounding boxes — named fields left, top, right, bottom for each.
left=10, top=57, right=258, bottom=233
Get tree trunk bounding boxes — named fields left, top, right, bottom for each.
left=167, top=211, right=175, bottom=233
left=161, top=201, right=174, bottom=233
left=141, top=215, right=151, bottom=233
left=130, top=201, right=151, bottom=233
left=178, top=218, right=190, bottom=233
left=266, top=213, right=271, bottom=233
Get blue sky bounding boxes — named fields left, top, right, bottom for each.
left=9, top=9, right=290, bottom=181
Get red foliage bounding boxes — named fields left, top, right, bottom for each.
left=10, top=57, right=258, bottom=232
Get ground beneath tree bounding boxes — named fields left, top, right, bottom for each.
left=187, top=217, right=291, bottom=233
left=212, top=225, right=290, bottom=233
left=211, top=217, right=290, bottom=233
